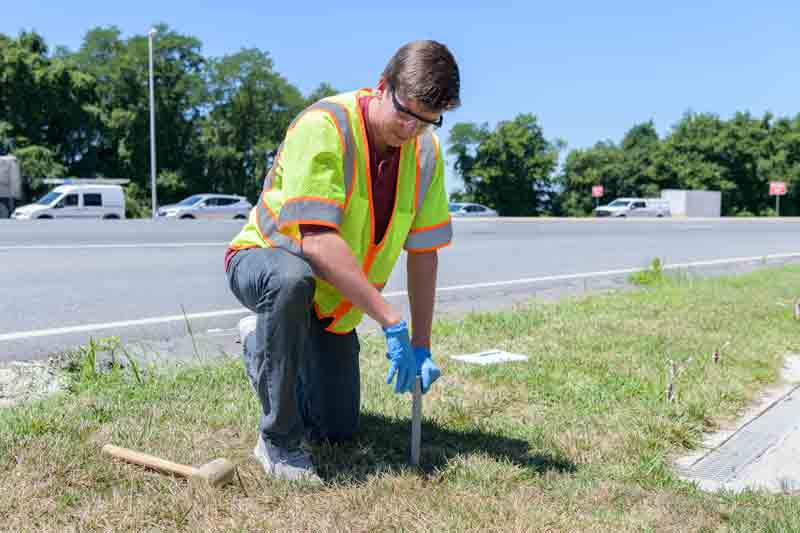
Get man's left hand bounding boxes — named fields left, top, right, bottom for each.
left=413, top=347, right=441, bottom=394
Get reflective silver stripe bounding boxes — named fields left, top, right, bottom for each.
left=256, top=195, right=302, bottom=255
left=255, top=98, right=355, bottom=253
left=308, top=100, right=355, bottom=200
left=279, top=199, right=343, bottom=228
left=404, top=222, right=452, bottom=251
left=263, top=141, right=284, bottom=190
left=416, top=131, right=438, bottom=210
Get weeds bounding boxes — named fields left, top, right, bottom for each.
left=62, top=335, right=146, bottom=390
left=629, top=257, right=665, bottom=286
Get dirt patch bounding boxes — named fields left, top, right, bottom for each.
left=0, top=360, right=69, bottom=408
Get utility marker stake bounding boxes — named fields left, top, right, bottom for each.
left=410, top=376, right=422, bottom=466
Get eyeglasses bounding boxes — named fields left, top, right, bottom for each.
left=390, top=88, right=444, bottom=129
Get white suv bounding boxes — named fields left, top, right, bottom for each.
left=12, top=184, right=126, bottom=220
left=594, top=198, right=670, bottom=218
left=157, top=194, right=252, bottom=220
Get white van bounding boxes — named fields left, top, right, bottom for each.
left=594, top=197, right=671, bottom=218
left=11, top=183, right=126, bottom=220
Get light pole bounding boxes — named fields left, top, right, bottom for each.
left=148, top=28, right=158, bottom=219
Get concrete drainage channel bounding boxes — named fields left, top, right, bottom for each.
left=674, top=355, right=800, bottom=494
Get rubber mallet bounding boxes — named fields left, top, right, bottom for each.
left=102, top=444, right=235, bottom=488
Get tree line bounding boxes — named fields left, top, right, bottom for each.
left=2, top=28, right=799, bottom=217
left=0, top=26, right=337, bottom=216
left=449, top=112, right=800, bottom=217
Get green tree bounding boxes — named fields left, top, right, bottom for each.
left=448, top=116, right=560, bottom=215
left=14, top=145, right=66, bottom=198
left=555, top=121, right=664, bottom=216
left=203, top=48, right=305, bottom=201
left=305, top=82, right=339, bottom=106
left=446, top=122, right=490, bottom=201
left=655, top=112, right=759, bottom=215
left=0, top=31, right=95, bottom=186
left=73, top=25, right=208, bottom=203
left=759, top=114, right=800, bottom=215
left=556, top=141, right=624, bottom=216
left=620, top=121, right=663, bottom=197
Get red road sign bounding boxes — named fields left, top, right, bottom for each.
left=769, top=182, right=787, bottom=196
left=592, top=185, right=604, bottom=198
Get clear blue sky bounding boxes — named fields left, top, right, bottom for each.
left=5, top=1, right=800, bottom=192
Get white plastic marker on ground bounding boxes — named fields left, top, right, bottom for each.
left=451, top=350, right=530, bottom=365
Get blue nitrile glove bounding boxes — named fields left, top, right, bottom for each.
left=413, top=347, right=441, bottom=394
left=383, top=320, right=416, bottom=394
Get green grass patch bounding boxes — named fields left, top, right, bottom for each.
left=3, top=266, right=800, bottom=530
left=629, top=257, right=665, bottom=286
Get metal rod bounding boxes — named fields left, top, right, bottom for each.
left=410, top=376, right=422, bottom=466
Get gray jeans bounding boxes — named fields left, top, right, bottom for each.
left=226, top=247, right=361, bottom=447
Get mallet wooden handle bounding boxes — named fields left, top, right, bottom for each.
left=102, top=444, right=196, bottom=478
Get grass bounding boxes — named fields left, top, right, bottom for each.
left=629, top=257, right=665, bottom=286
left=3, top=265, right=800, bottom=531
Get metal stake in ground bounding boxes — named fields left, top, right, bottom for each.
left=410, top=376, right=422, bottom=466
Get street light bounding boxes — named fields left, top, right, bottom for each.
left=148, top=28, right=158, bottom=219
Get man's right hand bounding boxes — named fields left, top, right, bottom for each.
left=383, top=320, right=416, bottom=394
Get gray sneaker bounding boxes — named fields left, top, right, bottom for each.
left=254, top=435, right=322, bottom=484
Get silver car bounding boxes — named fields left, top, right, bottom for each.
left=449, top=202, right=498, bottom=217
left=157, top=194, right=252, bottom=220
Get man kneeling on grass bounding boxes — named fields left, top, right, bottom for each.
left=224, top=40, right=461, bottom=482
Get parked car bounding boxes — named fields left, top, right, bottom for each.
left=11, top=183, right=126, bottom=220
left=449, top=202, right=498, bottom=217
left=594, top=198, right=670, bottom=218
left=157, top=194, right=252, bottom=220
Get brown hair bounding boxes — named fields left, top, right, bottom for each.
left=381, top=40, right=461, bottom=112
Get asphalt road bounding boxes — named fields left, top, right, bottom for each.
left=2, top=217, right=800, bottom=362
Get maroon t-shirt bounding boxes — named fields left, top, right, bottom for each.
left=358, top=95, right=400, bottom=244
left=225, top=95, right=399, bottom=271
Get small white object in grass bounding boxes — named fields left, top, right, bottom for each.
left=450, top=350, right=529, bottom=365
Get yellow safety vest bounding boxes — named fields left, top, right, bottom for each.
left=229, top=89, right=452, bottom=333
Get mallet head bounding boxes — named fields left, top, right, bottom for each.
left=191, top=458, right=236, bottom=487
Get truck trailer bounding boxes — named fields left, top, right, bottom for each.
left=0, top=155, right=22, bottom=218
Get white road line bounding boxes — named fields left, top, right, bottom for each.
left=385, top=251, right=800, bottom=296
left=0, top=309, right=251, bottom=342
left=2, top=251, right=799, bottom=343
left=0, top=242, right=228, bottom=251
